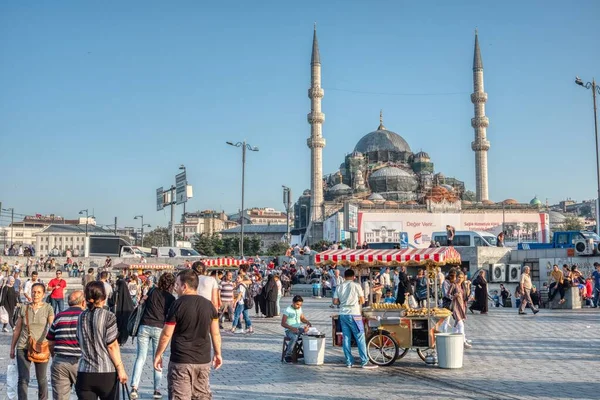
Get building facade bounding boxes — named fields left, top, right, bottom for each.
left=1, top=215, right=96, bottom=247
left=34, top=224, right=110, bottom=256
left=173, top=210, right=238, bottom=239
left=220, top=225, right=288, bottom=252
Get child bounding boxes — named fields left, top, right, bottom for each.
left=382, top=290, right=396, bottom=303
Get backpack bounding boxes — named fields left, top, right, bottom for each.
left=242, top=284, right=254, bottom=310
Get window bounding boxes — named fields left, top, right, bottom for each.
left=16, top=232, right=24, bottom=237
left=571, top=233, right=584, bottom=244
left=453, top=235, right=471, bottom=246
left=473, top=236, right=485, bottom=247
left=557, top=233, right=569, bottom=246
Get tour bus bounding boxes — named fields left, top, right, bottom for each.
left=430, top=230, right=497, bottom=247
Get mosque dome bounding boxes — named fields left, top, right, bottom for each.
left=482, top=200, right=495, bottom=205
left=530, top=196, right=542, bottom=206
left=328, top=183, right=352, bottom=193
left=502, top=198, right=518, bottom=205
left=414, top=151, right=430, bottom=160
left=368, top=193, right=385, bottom=202
left=355, top=128, right=411, bottom=154
left=368, top=167, right=418, bottom=193
left=359, top=199, right=374, bottom=206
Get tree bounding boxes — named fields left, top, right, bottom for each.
left=266, top=241, right=289, bottom=256
left=139, top=227, right=183, bottom=248
left=579, top=204, right=592, bottom=219
left=561, top=216, right=585, bottom=231
left=192, top=233, right=215, bottom=256
left=341, top=239, right=352, bottom=249
left=246, top=235, right=261, bottom=256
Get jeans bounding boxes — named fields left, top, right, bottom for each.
left=331, top=287, right=337, bottom=304
left=50, top=298, right=64, bottom=315
left=131, top=325, right=163, bottom=391
left=232, top=303, right=252, bottom=330
left=338, top=314, right=368, bottom=366
left=51, top=355, right=78, bottom=400
left=17, top=348, right=48, bottom=400
left=284, top=328, right=303, bottom=357
left=594, top=288, right=600, bottom=307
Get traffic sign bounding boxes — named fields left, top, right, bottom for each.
left=156, top=187, right=164, bottom=211
left=175, top=172, right=187, bottom=205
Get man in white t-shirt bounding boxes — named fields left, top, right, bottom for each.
left=192, top=261, right=219, bottom=309
left=333, top=269, right=377, bottom=369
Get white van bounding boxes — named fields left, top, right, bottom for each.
left=151, top=247, right=204, bottom=258
left=431, top=230, right=497, bottom=247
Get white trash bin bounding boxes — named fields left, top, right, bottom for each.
left=435, top=333, right=464, bottom=369
left=303, top=334, right=326, bottom=365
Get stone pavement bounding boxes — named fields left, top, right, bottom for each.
left=1, top=297, right=600, bottom=399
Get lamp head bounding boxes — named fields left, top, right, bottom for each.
left=179, top=165, right=186, bottom=170
left=134, top=215, right=142, bottom=220
left=250, top=146, right=259, bottom=152
left=226, top=141, right=234, bottom=146
left=575, top=76, right=584, bottom=86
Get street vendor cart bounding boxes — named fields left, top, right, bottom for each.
left=315, top=247, right=461, bottom=366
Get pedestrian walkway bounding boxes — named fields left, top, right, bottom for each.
left=1, top=297, right=599, bottom=399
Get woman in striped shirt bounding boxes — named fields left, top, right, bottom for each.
left=75, top=281, right=128, bottom=400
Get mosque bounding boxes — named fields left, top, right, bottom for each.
left=295, top=27, right=546, bottom=246
left=323, top=110, right=469, bottom=204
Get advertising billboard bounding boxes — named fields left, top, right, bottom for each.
left=358, top=211, right=548, bottom=249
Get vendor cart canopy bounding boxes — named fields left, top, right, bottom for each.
left=112, top=263, right=174, bottom=270
left=204, top=258, right=246, bottom=267
left=315, top=247, right=461, bottom=267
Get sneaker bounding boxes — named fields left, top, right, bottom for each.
left=464, top=342, right=472, bottom=349
left=130, top=389, right=139, bottom=399
left=518, top=312, right=527, bottom=315
left=247, top=328, right=254, bottom=334
left=234, top=328, right=245, bottom=334
left=153, top=391, right=162, bottom=399
left=284, top=356, right=293, bottom=364
left=2, top=327, right=9, bottom=332
left=346, top=364, right=352, bottom=368
left=361, top=364, right=379, bottom=369
left=465, top=339, right=473, bottom=344
left=533, top=309, right=539, bottom=315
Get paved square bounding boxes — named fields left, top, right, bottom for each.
left=1, top=297, right=599, bottom=399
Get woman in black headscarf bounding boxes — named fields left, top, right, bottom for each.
left=0, top=277, right=18, bottom=331
left=262, top=275, right=278, bottom=318
left=469, top=269, right=488, bottom=314
left=111, top=276, right=134, bottom=345
left=395, top=266, right=413, bottom=306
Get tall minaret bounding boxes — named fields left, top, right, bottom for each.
left=471, top=29, right=490, bottom=202
left=307, top=24, right=326, bottom=221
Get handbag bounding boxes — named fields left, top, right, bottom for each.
left=25, top=306, right=51, bottom=363
left=127, top=288, right=154, bottom=339
left=0, top=306, right=8, bottom=325
left=116, top=382, right=131, bottom=400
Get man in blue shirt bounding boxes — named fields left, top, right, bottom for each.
left=592, top=263, right=600, bottom=308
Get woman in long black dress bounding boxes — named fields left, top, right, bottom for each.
left=112, top=276, right=134, bottom=345
left=0, top=277, right=18, bottom=331
left=262, top=275, right=278, bottom=318
left=469, top=269, right=488, bottom=314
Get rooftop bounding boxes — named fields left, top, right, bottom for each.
left=221, top=225, right=288, bottom=234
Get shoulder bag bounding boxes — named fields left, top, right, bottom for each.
left=25, top=305, right=51, bottom=363
left=127, top=287, right=154, bottom=339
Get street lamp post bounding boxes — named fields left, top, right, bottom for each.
left=282, top=186, right=292, bottom=245
left=79, top=209, right=89, bottom=256
left=226, top=140, right=259, bottom=258
left=575, top=76, right=600, bottom=234
left=134, top=215, right=150, bottom=247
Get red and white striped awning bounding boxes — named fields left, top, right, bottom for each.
left=113, top=263, right=174, bottom=270
left=315, top=247, right=461, bottom=267
left=203, top=258, right=244, bottom=267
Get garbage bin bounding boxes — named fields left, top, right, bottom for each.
left=304, top=334, right=326, bottom=365
left=435, top=333, right=464, bottom=369
left=312, top=283, right=322, bottom=298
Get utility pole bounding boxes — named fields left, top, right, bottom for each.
left=10, top=208, right=14, bottom=246
left=170, top=185, right=176, bottom=246
left=114, top=217, right=118, bottom=236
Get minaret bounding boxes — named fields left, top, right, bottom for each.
left=307, top=24, right=326, bottom=221
left=471, top=29, right=490, bottom=202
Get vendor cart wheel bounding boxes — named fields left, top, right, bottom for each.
left=367, top=332, right=399, bottom=366
left=396, top=347, right=410, bottom=360
left=416, top=348, right=434, bottom=362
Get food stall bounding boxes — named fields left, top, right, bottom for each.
left=112, top=262, right=175, bottom=276
left=315, top=247, right=461, bottom=366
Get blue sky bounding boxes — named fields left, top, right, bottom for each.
left=1, top=1, right=599, bottom=229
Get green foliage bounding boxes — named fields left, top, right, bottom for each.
left=143, top=227, right=170, bottom=248
left=192, top=233, right=215, bottom=256
left=341, top=239, right=352, bottom=248
left=560, top=216, right=585, bottom=231
left=313, top=240, right=332, bottom=252
left=266, top=241, right=289, bottom=256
